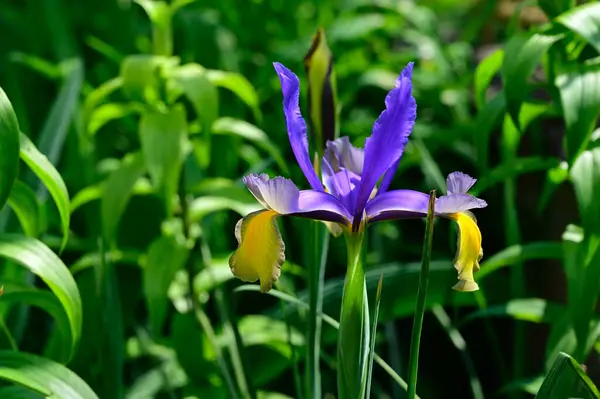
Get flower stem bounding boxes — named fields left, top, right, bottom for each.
left=407, top=190, right=436, bottom=399
left=338, top=230, right=370, bottom=399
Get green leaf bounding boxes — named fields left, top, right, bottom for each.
left=462, top=298, right=565, bottom=325
left=0, top=235, right=82, bottom=361
left=0, top=351, right=98, bottom=398
left=536, top=352, right=600, bottom=399
left=0, top=87, right=20, bottom=212
left=7, top=180, right=40, bottom=237
left=70, top=178, right=153, bottom=214
left=120, top=55, right=176, bottom=103
left=477, top=242, right=563, bottom=280
left=539, top=0, right=575, bottom=18
left=556, top=64, right=600, bottom=164
left=473, top=92, right=505, bottom=171
left=0, top=386, right=45, bottom=399
left=87, top=102, right=143, bottom=135
left=189, top=192, right=260, bottom=222
left=205, top=69, right=261, bottom=121
left=474, top=49, right=503, bottom=110
left=501, top=33, right=560, bottom=129
left=365, top=275, right=383, bottom=397
left=473, top=157, right=560, bottom=195
left=139, top=105, right=187, bottom=215
left=212, top=117, right=288, bottom=174
left=102, top=152, right=147, bottom=245
left=19, top=133, right=70, bottom=252
left=83, top=77, right=123, bottom=126
left=557, top=3, right=600, bottom=54
left=144, top=235, right=189, bottom=335
left=570, top=148, right=600, bottom=235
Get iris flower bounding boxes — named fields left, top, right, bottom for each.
left=229, top=62, right=487, bottom=293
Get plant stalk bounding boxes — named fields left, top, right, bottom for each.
left=407, top=190, right=436, bottom=399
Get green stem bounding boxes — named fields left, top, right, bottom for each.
left=307, top=221, right=329, bottom=399
left=407, top=190, right=436, bottom=399
left=338, top=230, right=370, bottom=399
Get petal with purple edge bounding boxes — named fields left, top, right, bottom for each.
left=365, top=189, right=429, bottom=223
left=446, top=172, right=477, bottom=195
left=297, top=190, right=352, bottom=223
left=353, top=62, right=417, bottom=227
left=377, top=158, right=400, bottom=194
left=243, top=173, right=300, bottom=214
left=273, top=62, right=323, bottom=191
left=435, top=193, right=487, bottom=214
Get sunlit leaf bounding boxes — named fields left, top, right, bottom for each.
left=0, top=235, right=82, bottom=361
left=7, top=180, right=39, bottom=237
left=556, top=64, right=600, bottom=164
left=570, top=148, right=600, bottom=235
left=19, top=133, right=70, bottom=251
left=120, top=54, right=177, bottom=103
left=0, top=87, right=21, bottom=211
left=83, top=77, right=123, bottom=125
left=477, top=242, right=563, bottom=280
left=474, top=48, right=503, bottom=110
left=557, top=2, right=600, bottom=54
left=139, top=104, right=187, bottom=215
left=0, top=351, right=98, bottom=398
left=0, top=385, right=44, bottom=399
left=462, top=298, right=565, bottom=325
left=102, top=152, right=147, bottom=245
left=204, top=69, right=261, bottom=121
left=536, top=352, right=600, bottom=398
left=87, top=102, right=143, bottom=135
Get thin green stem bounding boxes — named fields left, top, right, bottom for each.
left=407, top=190, right=436, bottom=399
left=307, top=221, right=329, bottom=399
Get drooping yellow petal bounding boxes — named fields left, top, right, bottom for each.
left=229, top=210, right=285, bottom=292
left=450, top=211, right=483, bottom=292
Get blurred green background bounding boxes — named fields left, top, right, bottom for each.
left=0, top=0, right=600, bottom=398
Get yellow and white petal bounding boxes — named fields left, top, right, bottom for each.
left=229, top=209, right=285, bottom=292
left=450, top=211, right=483, bottom=292
left=243, top=174, right=300, bottom=214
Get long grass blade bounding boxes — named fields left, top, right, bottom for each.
left=365, top=274, right=383, bottom=397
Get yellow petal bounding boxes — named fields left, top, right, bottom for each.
left=229, top=210, right=285, bottom=292
left=450, top=211, right=483, bottom=292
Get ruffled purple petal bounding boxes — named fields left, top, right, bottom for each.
left=446, top=172, right=477, bottom=195
left=243, top=173, right=351, bottom=224
left=273, top=62, right=323, bottom=191
left=365, top=189, right=429, bottom=223
left=353, top=62, right=417, bottom=227
left=435, top=193, right=487, bottom=214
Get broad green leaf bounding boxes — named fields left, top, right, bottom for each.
left=120, top=55, right=177, bottom=103
left=134, top=0, right=173, bottom=56
left=366, top=275, right=383, bottom=397
left=36, top=58, right=83, bottom=164
left=477, top=242, right=563, bottom=280
left=205, top=69, right=261, bottom=121
left=7, top=180, right=39, bottom=237
left=0, top=87, right=21, bottom=211
left=474, top=49, right=503, bottom=110
left=536, top=352, right=600, bottom=399
left=87, top=102, right=143, bottom=135
left=212, top=117, right=288, bottom=173
left=231, top=315, right=304, bottom=349
left=0, top=235, right=82, bottom=361
left=171, top=313, right=216, bottom=384
left=102, top=152, right=147, bottom=245
left=570, top=148, right=600, bottom=235
left=557, top=3, right=600, bottom=54
left=139, top=105, right=187, bottom=215
left=556, top=64, right=600, bottom=164
left=19, top=133, right=70, bottom=252
left=501, top=33, right=560, bottom=129
left=144, top=235, right=189, bottom=335
left=189, top=194, right=260, bottom=222
left=462, top=298, right=565, bottom=325
left=0, top=351, right=98, bottom=399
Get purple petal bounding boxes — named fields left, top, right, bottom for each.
left=353, top=62, right=417, bottom=227
left=365, top=189, right=429, bottom=223
left=377, top=158, right=400, bottom=194
left=243, top=173, right=300, bottom=214
left=324, top=136, right=364, bottom=175
left=435, top=193, right=487, bottom=214
left=446, top=172, right=477, bottom=195
left=273, top=62, right=323, bottom=191
left=243, top=173, right=351, bottom=223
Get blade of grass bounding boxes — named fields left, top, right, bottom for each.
left=366, top=274, right=383, bottom=397
left=233, top=285, right=419, bottom=398
left=407, top=190, right=436, bottom=399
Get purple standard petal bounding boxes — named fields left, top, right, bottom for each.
left=324, top=136, right=364, bottom=176
left=377, top=158, right=400, bottom=194
left=446, top=172, right=477, bottom=195
left=352, top=62, right=417, bottom=228
left=243, top=173, right=351, bottom=224
left=435, top=193, right=487, bottom=214
left=273, top=62, right=323, bottom=191
left=365, top=189, right=429, bottom=223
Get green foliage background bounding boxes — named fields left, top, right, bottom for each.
left=0, top=0, right=600, bottom=397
